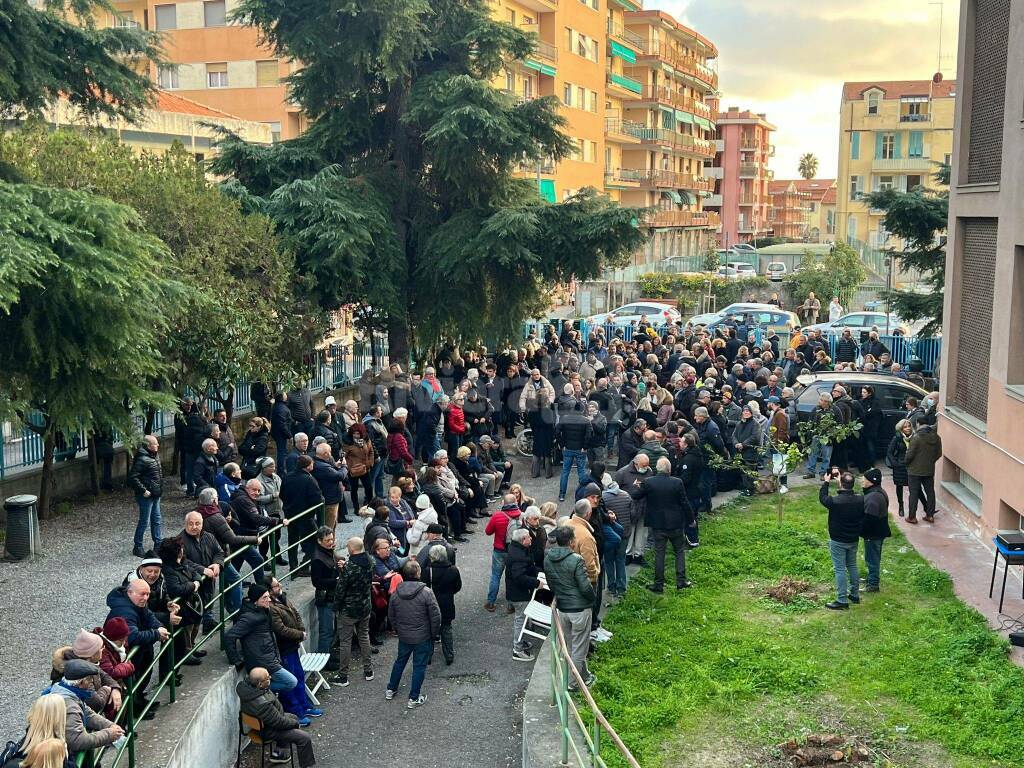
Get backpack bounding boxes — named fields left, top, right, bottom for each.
left=504, top=512, right=524, bottom=545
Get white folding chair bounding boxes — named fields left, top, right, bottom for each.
left=299, top=641, right=331, bottom=705
left=516, top=585, right=555, bottom=646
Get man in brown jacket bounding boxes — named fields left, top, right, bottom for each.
left=905, top=419, right=943, bottom=523
left=567, top=500, right=600, bottom=586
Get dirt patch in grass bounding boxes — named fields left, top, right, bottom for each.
left=765, top=577, right=820, bottom=606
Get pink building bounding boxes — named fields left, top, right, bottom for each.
left=704, top=104, right=776, bottom=248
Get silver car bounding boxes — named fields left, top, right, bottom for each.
left=803, top=311, right=909, bottom=337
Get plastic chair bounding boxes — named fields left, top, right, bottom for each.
left=516, top=585, right=555, bottom=646
left=237, top=712, right=293, bottom=768
left=299, top=641, right=331, bottom=705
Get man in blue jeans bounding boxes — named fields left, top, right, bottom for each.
left=127, top=435, right=164, bottom=558
left=819, top=469, right=865, bottom=610
left=386, top=561, right=441, bottom=709
left=555, top=390, right=593, bottom=502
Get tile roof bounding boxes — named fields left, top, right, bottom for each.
left=821, top=186, right=837, bottom=205
left=155, top=90, right=242, bottom=120
left=842, top=79, right=957, bottom=101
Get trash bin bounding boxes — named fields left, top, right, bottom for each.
left=4, top=494, right=40, bottom=561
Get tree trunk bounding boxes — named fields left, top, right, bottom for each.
left=87, top=434, right=99, bottom=496
left=144, top=404, right=157, bottom=435
left=37, top=432, right=56, bottom=518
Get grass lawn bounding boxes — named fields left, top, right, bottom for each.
left=590, top=488, right=1024, bottom=768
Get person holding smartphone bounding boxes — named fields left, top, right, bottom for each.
left=818, top=468, right=865, bottom=610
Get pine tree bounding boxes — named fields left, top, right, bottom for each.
left=212, top=0, right=646, bottom=360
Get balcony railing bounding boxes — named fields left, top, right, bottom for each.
left=637, top=85, right=711, bottom=116
left=533, top=39, right=558, bottom=61
left=636, top=42, right=718, bottom=90
left=644, top=209, right=720, bottom=228
left=631, top=127, right=715, bottom=158
left=633, top=170, right=715, bottom=192
left=738, top=162, right=763, bottom=177
left=899, top=113, right=930, bottom=122
left=871, top=157, right=934, bottom=171
left=604, top=168, right=645, bottom=184
left=606, top=72, right=643, bottom=95
left=502, top=89, right=539, bottom=105
left=737, top=194, right=759, bottom=205
left=515, top=157, right=556, bottom=174
left=604, top=117, right=645, bottom=140
left=606, top=20, right=646, bottom=50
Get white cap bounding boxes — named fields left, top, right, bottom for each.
left=324, top=396, right=336, bottom=406
left=415, top=494, right=431, bottom=510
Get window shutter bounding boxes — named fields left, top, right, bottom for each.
left=967, top=0, right=1010, bottom=183
left=953, top=219, right=997, bottom=421
left=256, top=60, right=279, bottom=88
left=892, top=132, right=902, bottom=159
left=874, top=132, right=883, bottom=159
left=850, top=131, right=860, bottom=159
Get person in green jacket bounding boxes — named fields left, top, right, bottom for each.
left=544, top=527, right=596, bottom=690
left=331, top=536, right=375, bottom=687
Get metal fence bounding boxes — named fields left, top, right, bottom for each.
left=521, top=321, right=941, bottom=375
left=0, top=336, right=389, bottom=479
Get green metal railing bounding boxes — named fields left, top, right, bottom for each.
left=549, top=604, right=640, bottom=767
left=75, top=502, right=325, bottom=768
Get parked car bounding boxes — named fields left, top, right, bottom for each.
left=705, top=308, right=800, bottom=335
left=803, top=311, right=909, bottom=337
left=716, top=266, right=739, bottom=280
left=792, top=372, right=927, bottom=456
left=686, top=302, right=779, bottom=328
left=732, top=243, right=758, bottom=253
left=765, top=262, right=787, bottom=281
left=727, top=261, right=758, bottom=278
left=686, top=312, right=726, bottom=327
left=584, top=301, right=681, bottom=327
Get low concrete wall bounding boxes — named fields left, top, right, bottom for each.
left=0, top=386, right=357, bottom=525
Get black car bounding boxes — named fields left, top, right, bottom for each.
left=792, top=372, right=928, bottom=456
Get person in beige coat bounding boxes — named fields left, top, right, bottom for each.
left=567, top=500, right=601, bottom=585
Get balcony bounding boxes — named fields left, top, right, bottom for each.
left=501, top=89, right=539, bottom=105
left=606, top=72, right=643, bottom=96
left=872, top=157, right=934, bottom=171
left=738, top=162, right=763, bottom=177
left=704, top=193, right=722, bottom=207
left=631, top=127, right=716, bottom=158
left=606, top=20, right=645, bottom=51
left=515, top=157, right=556, bottom=175
left=635, top=170, right=715, bottom=192
left=637, top=86, right=712, bottom=117
left=737, top=194, right=759, bottom=206
left=604, top=117, right=645, bottom=142
left=899, top=112, right=930, bottom=123
left=636, top=43, right=718, bottom=91
left=515, top=0, right=557, bottom=11
left=531, top=40, right=558, bottom=62
left=604, top=168, right=644, bottom=186
left=644, top=209, right=720, bottom=228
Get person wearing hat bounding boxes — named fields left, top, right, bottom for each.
left=415, top=523, right=457, bottom=568
left=819, top=469, right=866, bottom=610
left=406, top=495, right=440, bottom=558
left=42, top=659, right=124, bottom=758
left=49, top=630, right=120, bottom=718
left=860, top=468, right=890, bottom=593
left=225, top=583, right=297, bottom=694
left=94, top=618, right=138, bottom=713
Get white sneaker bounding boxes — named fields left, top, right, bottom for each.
left=384, top=689, right=395, bottom=700
left=407, top=695, right=426, bottom=709
left=589, top=631, right=609, bottom=643
left=595, top=627, right=613, bottom=640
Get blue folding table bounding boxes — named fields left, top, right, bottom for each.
left=989, top=538, right=1024, bottom=614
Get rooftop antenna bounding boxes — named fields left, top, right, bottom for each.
left=929, top=1, right=944, bottom=76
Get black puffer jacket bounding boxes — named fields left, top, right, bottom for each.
left=127, top=447, right=163, bottom=498
left=504, top=541, right=540, bottom=603
left=238, top=426, right=270, bottom=467
left=229, top=487, right=277, bottom=535
left=225, top=600, right=281, bottom=673
left=193, top=452, right=218, bottom=493
left=422, top=560, right=462, bottom=624
left=555, top=410, right=593, bottom=451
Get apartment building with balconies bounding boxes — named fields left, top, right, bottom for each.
left=768, top=178, right=834, bottom=242
left=705, top=105, right=775, bottom=247
left=836, top=78, right=956, bottom=250
left=611, top=9, right=720, bottom=262
left=938, top=0, right=1024, bottom=540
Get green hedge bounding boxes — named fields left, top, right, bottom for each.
left=637, top=273, right=771, bottom=317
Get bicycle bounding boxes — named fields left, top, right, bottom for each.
left=515, top=427, right=533, bottom=457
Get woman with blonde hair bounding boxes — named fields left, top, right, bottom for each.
left=4, top=694, right=72, bottom=768
left=509, top=483, right=535, bottom=512
left=20, top=738, right=71, bottom=768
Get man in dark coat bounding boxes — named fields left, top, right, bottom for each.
left=182, top=402, right=208, bottom=497
left=332, top=536, right=375, bottom=686
left=505, top=527, right=541, bottom=662
left=860, top=468, right=891, bottom=592
left=627, top=457, right=693, bottom=592
left=192, top=438, right=219, bottom=495
left=270, top=392, right=294, bottom=471
left=105, top=578, right=169, bottom=710
left=226, top=583, right=297, bottom=693
left=819, top=470, right=865, bottom=610
left=236, top=667, right=315, bottom=767
left=616, top=418, right=646, bottom=470
left=280, top=455, right=324, bottom=567
left=422, top=543, right=463, bottom=665
left=386, top=561, right=442, bottom=708
left=180, top=510, right=224, bottom=627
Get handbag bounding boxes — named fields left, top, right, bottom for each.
left=371, top=583, right=388, bottom=611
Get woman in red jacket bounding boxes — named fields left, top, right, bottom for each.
left=387, top=408, right=415, bottom=485
left=446, top=393, right=468, bottom=456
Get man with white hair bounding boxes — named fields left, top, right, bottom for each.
left=505, top=526, right=541, bottom=661
left=627, top=457, right=692, bottom=592
left=614, top=453, right=650, bottom=566
left=285, top=432, right=310, bottom=475
left=192, top=437, right=220, bottom=496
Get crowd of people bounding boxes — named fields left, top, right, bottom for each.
left=6, top=301, right=945, bottom=768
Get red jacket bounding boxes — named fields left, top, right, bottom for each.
left=93, top=630, right=135, bottom=682
left=447, top=405, right=466, bottom=435
left=387, top=429, right=414, bottom=465
left=485, top=506, right=522, bottom=552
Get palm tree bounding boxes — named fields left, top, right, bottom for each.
left=798, top=153, right=819, bottom=179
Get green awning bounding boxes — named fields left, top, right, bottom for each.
left=678, top=190, right=695, bottom=204
left=523, top=60, right=557, bottom=77
left=609, top=73, right=642, bottom=94
left=676, top=110, right=694, bottom=124
left=539, top=179, right=556, bottom=203
left=662, top=190, right=682, bottom=204
left=609, top=41, right=637, bottom=64
left=694, top=116, right=712, bottom=131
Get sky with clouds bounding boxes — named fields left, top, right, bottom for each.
left=660, top=0, right=961, bottom=180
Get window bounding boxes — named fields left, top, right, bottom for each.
left=966, top=0, right=1010, bottom=183
left=867, top=91, right=879, bottom=114
left=590, top=38, right=599, bottom=61
left=564, top=27, right=572, bottom=51
left=506, top=8, right=515, bottom=24
left=265, top=122, right=282, bottom=143
left=588, top=90, right=598, bottom=113
left=154, top=3, right=176, bottom=30
left=523, top=77, right=534, bottom=99
left=881, top=132, right=895, bottom=159
left=579, top=0, right=598, bottom=8
left=849, top=175, right=861, bottom=200
left=562, top=83, right=572, bottom=107
left=952, top=218, right=998, bottom=421
left=576, top=85, right=585, bottom=108
left=878, top=175, right=894, bottom=191
left=906, top=174, right=923, bottom=190
left=851, top=131, right=860, bottom=159
left=157, top=64, right=179, bottom=90
left=907, top=130, right=924, bottom=158
left=505, top=69, right=514, bottom=92
left=847, top=215, right=858, bottom=240
left=206, top=62, right=228, bottom=88
left=576, top=35, right=588, bottom=58
left=1010, top=246, right=1024, bottom=386
left=115, top=12, right=138, bottom=27
left=256, top=60, right=279, bottom=88
left=203, top=0, right=225, bottom=27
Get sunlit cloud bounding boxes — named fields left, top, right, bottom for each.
left=655, top=0, right=960, bottom=178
